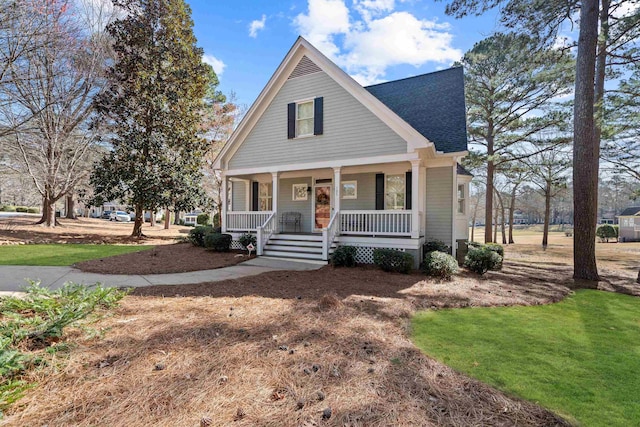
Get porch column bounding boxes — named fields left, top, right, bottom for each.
left=333, top=167, right=341, bottom=213
left=411, top=159, right=421, bottom=238
left=221, top=173, right=228, bottom=232
left=271, top=172, right=279, bottom=232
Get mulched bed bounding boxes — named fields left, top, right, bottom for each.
left=75, top=243, right=254, bottom=275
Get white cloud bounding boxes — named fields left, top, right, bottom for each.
left=203, top=54, right=226, bottom=75
left=294, top=0, right=462, bottom=85
left=249, top=14, right=267, bottom=38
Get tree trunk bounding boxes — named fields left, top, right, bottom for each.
left=164, top=206, right=170, bottom=229
left=508, top=186, right=517, bottom=244
left=36, top=189, right=57, bottom=227
left=543, top=182, right=551, bottom=249
left=485, top=157, right=495, bottom=243
left=493, top=206, right=498, bottom=243
left=501, top=203, right=507, bottom=245
left=150, top=210, right=156, bottom=227
left=174, top=209, right=181, bottom=225
left=573, top=0, right=600, bottom=282
left=65, top=193, right=76, bottom=219
left=131, top=204, right=144, bottom=237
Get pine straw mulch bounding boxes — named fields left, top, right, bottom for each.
left=74, top=243, right=256, bottom=275
left=2, top=261, right=595, bottom=427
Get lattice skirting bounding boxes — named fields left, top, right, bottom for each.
left=344, top=246, right=406, bottom=264
left=230, top=240, right=244, bottom=250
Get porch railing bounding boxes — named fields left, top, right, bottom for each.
left=227, top=211, right=273, bottom=231
left=340, top=210, right=412, bottom=236
left=322, top=210, right=340, bottom=261
left=256, top=212, right=277, bottom=256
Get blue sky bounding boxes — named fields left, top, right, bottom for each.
left=187, top=0, right=502, bottom=107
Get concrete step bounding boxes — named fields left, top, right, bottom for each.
left=272, top=233, right=323, bottom=241
left=265, top=244, right=323, bottom=254
left=262, top=250, right=325, bottom=260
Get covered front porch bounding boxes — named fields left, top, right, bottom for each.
left=221, top=158, right=428, bottom=260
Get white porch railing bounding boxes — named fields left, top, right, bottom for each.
left=322, top=210, right=340, bottom=261
left=340, top=210, right=412, bottom=236
left=227, top=211, right=273, bottom=231
left=256, top=212, right=277, bottom=256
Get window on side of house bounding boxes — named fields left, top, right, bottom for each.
left=259, top=182, right=272, bottom=211
left=296, top=100, right=314, bottom=137
left=341, top=181, right=357, bottom=199
left=457, top=184, right=465, bottom=214
left=385, top=174, right=405, bottom=210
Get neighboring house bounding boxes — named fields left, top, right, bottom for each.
left=184, top=211, right=203, bottom=226
left=213, top=37, right=471, bottom=265
left=617, top=207, right=640, bottom=242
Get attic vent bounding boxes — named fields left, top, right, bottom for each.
left=288, top=55, right=322, bottom=79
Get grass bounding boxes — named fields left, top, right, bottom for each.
left=412, top=290, right=640, bottom=427
left=0, top=244, right=153, bottom=266
left=0, top=282, right=126, bottom=414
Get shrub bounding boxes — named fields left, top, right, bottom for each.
left=423, top=239, right=449, bottom=254
left=0, top=205, right=16, bottom=212
left=26, top=208, right=39, bottom=214
left=239, top=233, right=257, bottom=249
left=196, top=213, right=210, bottom=225
left=187, top=225, right=212, bottom=247
left=373, top=248, right=414, bottom=274
left=15, top=206, right=28, bottom=213
left=204, top=233, right=232, bottom=252
left=423, top=251, right=459, bottom=279
left=612, top=225, right=619, bottom=238
left=484, top=243, right=504, bottom=269
left=331, top=245, right=357, bottom=267
left=464, top=247, right=503, bottom=275
left=596, top=224, right=617, bottom=242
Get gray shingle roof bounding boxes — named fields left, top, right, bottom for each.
left=457, top=163, right=473, bottom=176
left=365, top=67, right=468, bottom=153
left=619, top=207, right=640, bottom=216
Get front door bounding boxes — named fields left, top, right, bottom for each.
left=314, top=184, right=331, bottom=231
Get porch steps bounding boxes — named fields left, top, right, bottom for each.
left=262, top=233, right=335, bottom=261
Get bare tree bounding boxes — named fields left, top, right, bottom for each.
left=0, top=0, right=113, bottom=226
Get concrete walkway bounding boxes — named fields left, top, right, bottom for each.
left=0, top=257, right=324, bottom=292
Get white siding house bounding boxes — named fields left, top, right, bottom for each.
left=213, top=37, right=471, bottom=266
left=617, top=207, right=640, bottom=242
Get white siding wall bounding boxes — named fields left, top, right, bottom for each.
left=228, top=71, right=407, bottom=169
left=278, top=177, right=313, bottom=232
left=231, top=181, right=247, bottom=211
left=425, top=167, right=453, bottom=246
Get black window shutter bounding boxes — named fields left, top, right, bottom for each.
left=287, top=103, right=296, bottom=139
left=375, top=173, right=384, bottom=210
left=252, top=181, right=259, bottom=211
left=314, top=97, right=323, bottom=135
left=405, top=171, right=412, bottom=210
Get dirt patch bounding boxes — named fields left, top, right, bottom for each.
left=0, top=215, right=189, bottom=245
left=75, top=243, right=255, bottom=275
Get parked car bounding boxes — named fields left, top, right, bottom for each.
left=110, top=211, right=131, bottom=222
left=101, top=210, right=112, bottom=219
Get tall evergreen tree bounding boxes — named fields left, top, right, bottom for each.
left=461, top=33, right=573, bottom=243
left=91, top=0, right=209, bottom=237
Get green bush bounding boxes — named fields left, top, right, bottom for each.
left=331, top=245, right=357, bottom=267
left=187, top=225, right=212, bottom=247
left=204, top=233, right=232, bottom=252
left=239, top=233, right=257, bottom=249
left=15, top=206, right=28, bottom=213
left=596, top=224, right=617, bottom=242
left=423, top=251, right=459, bottom=279
left=26, top=207, right=39, bottom=214
left=423, top=239, right=449, bottom=254
left=373, top=248, right=414, bottom=274
left=613, top=225, right=619, bottom=238
left=484, top=243, right=504, bottom=269
left=0, top=205, right=16, bottom=212
left=464, top=247, right=503, bottom=275
left=196, top=213, right=210, bottom=225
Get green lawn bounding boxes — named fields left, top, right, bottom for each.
left=412, top=290, right=640, bottom=427
left=0, top=244, right=153, bottom=266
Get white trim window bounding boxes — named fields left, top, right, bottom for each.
left=341, top=181, right=357, bottom=199
left=457, top=184, right=465, bottom=214
left=385, top=174, right=405, bottom=210
left=259, top=182, right=272, bottom=211
left=296, top=100, right=314, bottom=137
left=292, top=183, right=308, bottom=201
